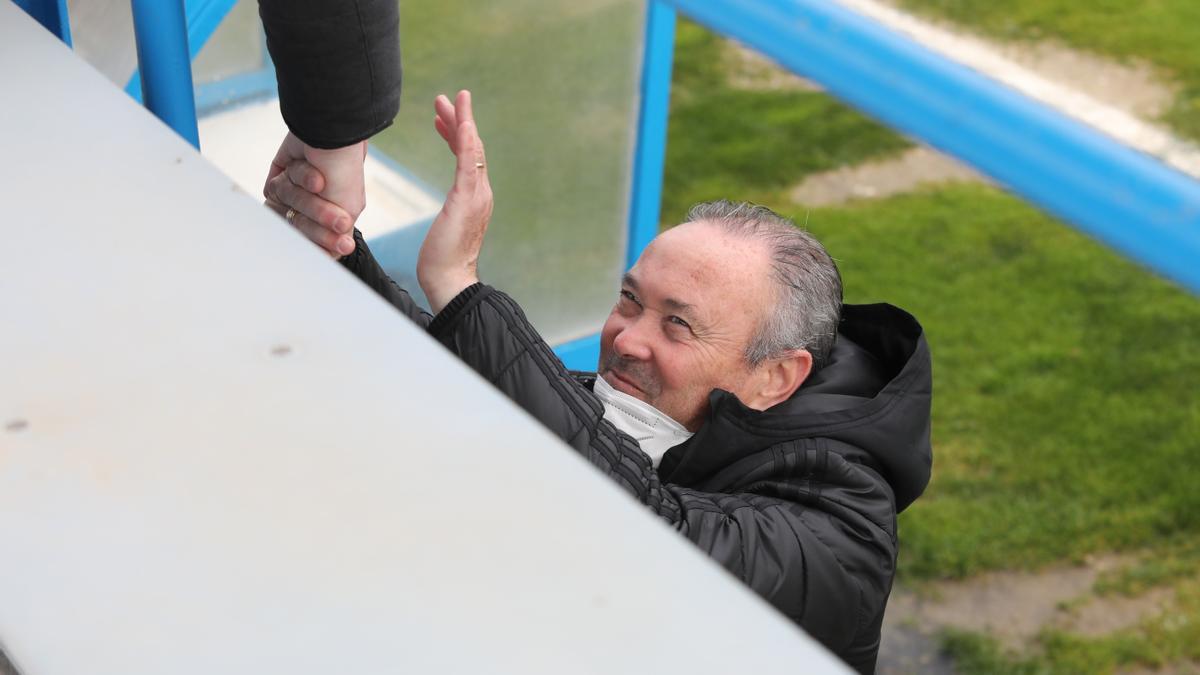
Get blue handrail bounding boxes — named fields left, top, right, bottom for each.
left=661, top=0, right=1200, bottom=295
left=124, top=0, right=242, bottom=104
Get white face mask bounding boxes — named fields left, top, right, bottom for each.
left=593, top=375, right=694, bottom=468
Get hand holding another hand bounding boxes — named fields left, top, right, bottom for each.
left=264, top=90, right=494, bottom=315
left=263, top=132, right=364, bottom=258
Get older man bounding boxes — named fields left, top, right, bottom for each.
left=267, top=91, right=932, bottom=673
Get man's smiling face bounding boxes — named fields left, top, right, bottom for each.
left=597, top=221, right=776, bottom=431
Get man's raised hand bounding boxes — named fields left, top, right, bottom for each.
left=264, top=90, right=494, bottom=313
left=418, top=90, right=494, bottom=314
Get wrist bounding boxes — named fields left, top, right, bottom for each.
left=420, top=268, right=479, bottom=314
left=303, top=141, right=367, bottom=216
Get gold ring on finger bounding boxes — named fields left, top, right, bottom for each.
left=285, top=207, right=298, bottom=223
left=475, top=162, right=485, bottom=169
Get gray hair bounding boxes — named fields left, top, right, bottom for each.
left=684, top=200, right=843, bottom=370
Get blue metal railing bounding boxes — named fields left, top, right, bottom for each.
left=125, top=0, right=247, bottom=109
left=130, top=0, right=200, bottom=148
left=662, top=0, right=1200, bottom=296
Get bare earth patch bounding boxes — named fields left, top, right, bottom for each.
left=882, top=554, right=1173, bottom=650
left=886, top=556, right=1126, bottom=652
left=723, top=42, right=822, bottom=93
left=790, top=146, right=983, bottom=206
left=877, top=554, right=1193, bottom=673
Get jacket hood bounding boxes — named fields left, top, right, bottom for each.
left=658, top=303, right=933, bottom=512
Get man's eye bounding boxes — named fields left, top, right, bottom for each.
left=620, top=290, right=641, bottom=305
left=667, top=316, right=691, bottom=330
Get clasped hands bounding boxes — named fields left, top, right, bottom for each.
left=263, top=90, right=493, bottom=314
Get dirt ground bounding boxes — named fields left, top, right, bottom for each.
left=876, top=553, right=1187, bottom=673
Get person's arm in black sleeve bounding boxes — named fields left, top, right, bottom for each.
left=258, top=0, right=401, bottom=149
left=338, top=228, right=433, bottom=329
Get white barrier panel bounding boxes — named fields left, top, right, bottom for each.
left=0, top=6, right=847, bottom=674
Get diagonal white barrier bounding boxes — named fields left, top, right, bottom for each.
left=0, top=5, right=846, bottom=674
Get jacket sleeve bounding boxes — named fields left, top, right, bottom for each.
left=427, top=284, right=881, bottom=658
left=338, top=229, right=432, bottom=328
left=258, top=0, right=401, bottom=148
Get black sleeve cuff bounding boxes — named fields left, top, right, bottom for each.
left=259, top=0, right=401, bottom=148
left=337, top=228, right=370, bottom=272
left=427, top=283, right=489, bottom=340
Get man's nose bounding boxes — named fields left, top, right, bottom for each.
left=612, top=315, right=654, bottom=361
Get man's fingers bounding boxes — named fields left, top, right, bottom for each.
left=434, top=114, right=453, bottom=146
left=293, top=212, right=355, bottom=257
left=434, top=95, right=458, bottom=148
left=263, top=197, right=287, bottom=219
left=269, top=173, right=353, bottom=234
left=452, top=120, right=482, bottom=193
left=455, top=90, right=474, bottom=127
left=265, top=132, right=304, bottom=198
left=263, top=163, right=285, bottom=201
left=286, top=160, right=325, bottom=194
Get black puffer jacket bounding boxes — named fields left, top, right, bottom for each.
left=340, top=232, right=933, bottom=673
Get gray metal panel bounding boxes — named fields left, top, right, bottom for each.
left=0, top=6, right=847, bottom=674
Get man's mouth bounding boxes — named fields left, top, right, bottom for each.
left=604, top=369, right=645, bottom=398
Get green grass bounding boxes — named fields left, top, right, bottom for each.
left=897, top=0, right=1200, bottom=140
left=802, top=185, right=1200, bottom=580
left=661, top=20, right=910, bottom=221
left=1094, top=538, right=1200, bottom=597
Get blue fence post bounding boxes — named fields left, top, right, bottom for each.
left=12, top=0, right=72, bottom=45
left=625, top=0, right=677, bottom=271
left=553, top=0, right=677, bottom=370
left=126, top=0, right=243, bottom=105
left=130, top=0, right=201, bottom=149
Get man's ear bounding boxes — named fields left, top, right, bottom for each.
left=744, top=349, right=813, bottom=411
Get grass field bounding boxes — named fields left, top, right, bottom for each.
left=664, top=16, right=1200, bottom=673
left=661, top=21, right=910, bottom=221
left=897, top=0, right=1200, bottom=141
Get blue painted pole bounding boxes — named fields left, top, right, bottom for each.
left=12, top=0, right=72, bottom=45
left=130, top=0, right=201, bottom=149
left=125, top=0, right=243, bottom=104
left=555, top=0, right=678, bottom=371
left=663, top=0, right=1200, bottom=295
left=625, top=0, right=677, bottom=271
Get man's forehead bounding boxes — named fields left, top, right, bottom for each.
left=638, top=222, right=769, bottom=281
left=627, top=223, right=773, bottom=319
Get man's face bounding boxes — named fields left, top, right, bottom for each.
left=597, top=222, right=775, bottom=431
